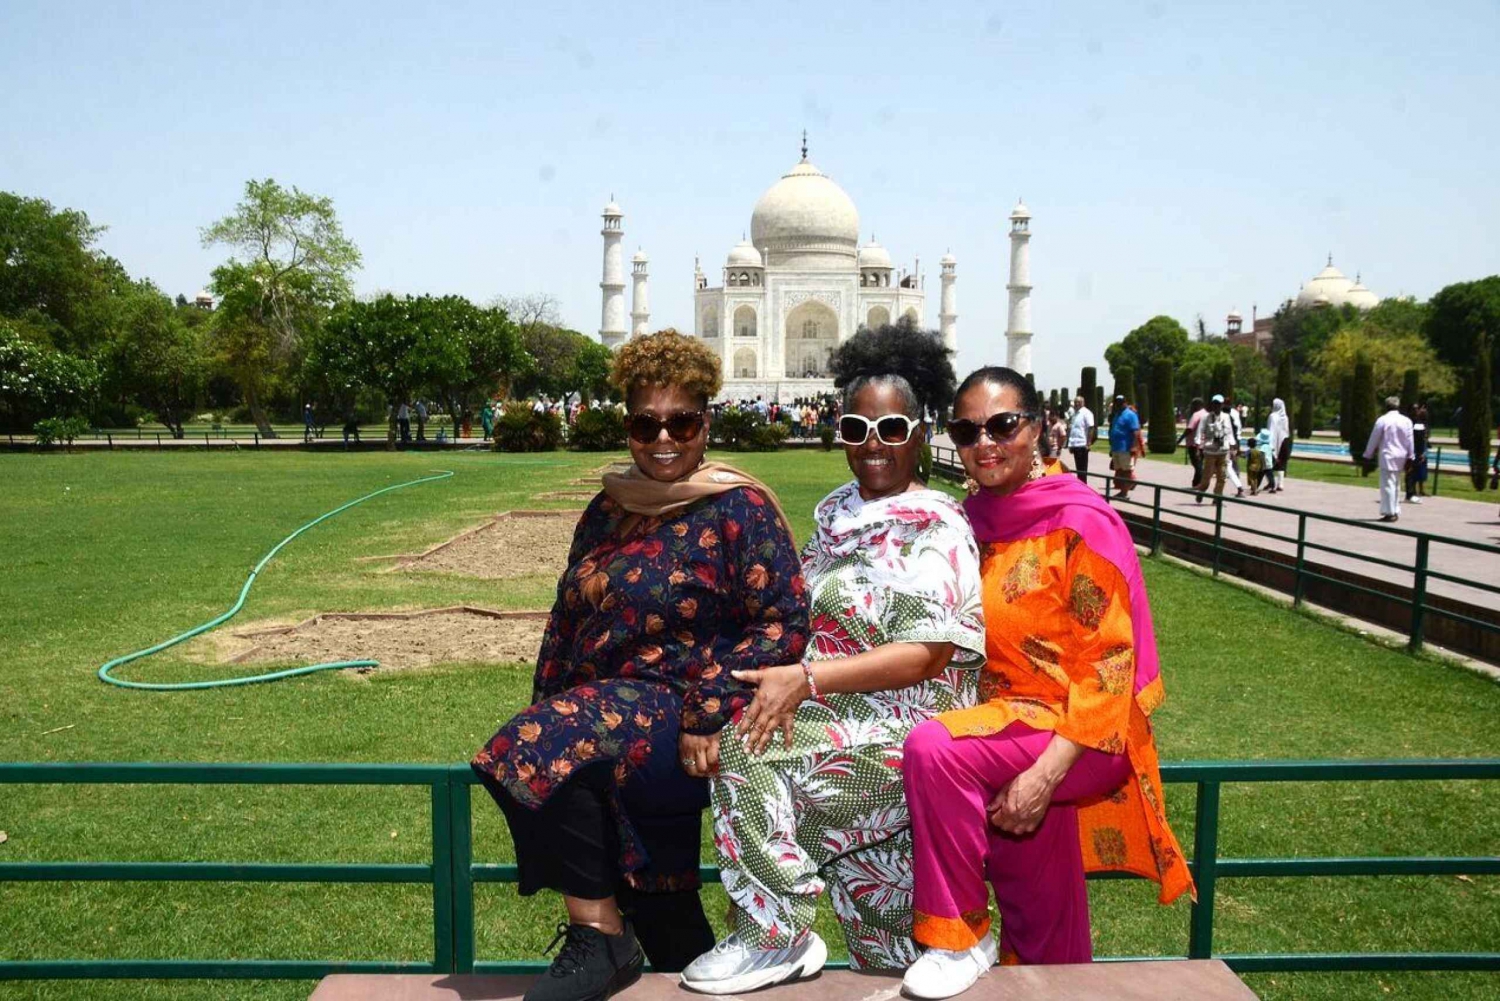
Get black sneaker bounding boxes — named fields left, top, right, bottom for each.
left=525, top=922, right=644, bottom=1001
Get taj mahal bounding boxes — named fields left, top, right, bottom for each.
left=597, top=138, right=1035, bottom=403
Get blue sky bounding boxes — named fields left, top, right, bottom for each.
left=3, top=0, right=1497, bottom=389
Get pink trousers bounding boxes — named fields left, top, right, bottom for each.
left=903, top=719, right=1131, bottom=964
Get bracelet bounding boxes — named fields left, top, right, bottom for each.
left=800, top=659, right=820, bottom=700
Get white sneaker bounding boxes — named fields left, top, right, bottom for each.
left=680, top=931, right=827, bottom=995
left=1409, top=497, right=1424, bottom=504
left=901, top=935, right=998, bottom=1000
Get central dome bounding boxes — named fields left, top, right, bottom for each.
left=750, top=160, right=860, bottom=267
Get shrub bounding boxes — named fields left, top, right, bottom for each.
left=819, top=426, right=835, bottom=451
left=1111, top=365, right=1134, bottom=408
left=34, top=415, right=90, bottom=448
left=1463, top=335, right=1493, bottom=491
left=1296, top=390, right=1314, bottom=438
left=491, top=403, right=562, bottom=453
left=1348, top=355, right=1377, bottom=475
left=1401, top=368, right=1420, bottom=413
left=710, top=407, right=785, bottom=452
left=1276, top=353, right=1294, bottom=405
left=1147, top=359, right=1176, bottom=453
left=1079, top=368, right=1097, bottom=414
left=569, top=406, right=626, bottom=451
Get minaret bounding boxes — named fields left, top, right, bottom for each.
left=599, top=198, right=627, bottom=349
left=1005, top=200, right=1033, bottom=375
left=939, top=251, right=957, bottom=353
left=630, top=250, right=650, bottom=338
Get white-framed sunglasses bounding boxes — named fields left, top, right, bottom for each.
left=838, top=413, right=922, bottom=446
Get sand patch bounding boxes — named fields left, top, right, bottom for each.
left=225, top=607, right=548, bottom=671
left=534, top=490, right=599, bottom=502
left=381, top=510, right=580, bottom=580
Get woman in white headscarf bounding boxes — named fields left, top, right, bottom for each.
left=1265, top=399, right=1291, bottom=493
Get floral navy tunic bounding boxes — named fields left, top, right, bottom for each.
left=471, top=485, right=809, bottom=890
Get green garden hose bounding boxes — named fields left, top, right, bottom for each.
left=97, top=469, right=456, bottom=691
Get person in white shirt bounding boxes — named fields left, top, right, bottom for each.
left=1222, top=397, right=1246, bottom=498
left=1065, top=395, right=1096, bottom=483
left=1266, top=399, right=1291, bottom=493
left=1193, top=395, right=1235, bottom=502
left=1363, top=396, right=1415, bottom=522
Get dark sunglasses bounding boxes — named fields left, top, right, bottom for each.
left=838, top=413, right=921, bottom=446
left=626, top=410, right=705, bottom=445
left=947, top=411, right=1037, bottom=448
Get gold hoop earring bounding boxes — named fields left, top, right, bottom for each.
left=963, top=476, right=980, bottom=495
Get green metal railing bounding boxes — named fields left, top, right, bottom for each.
left=1, top=759, right=1497, bottom=981
left=928, top=446, right=1500, bottom=656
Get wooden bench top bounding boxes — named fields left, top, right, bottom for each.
left=309, top=962, right=1257, bottom=1001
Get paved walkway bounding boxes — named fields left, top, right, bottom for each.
left=931, top=435, right=1500, bottom=610
left=1101, top=452, right=1497, bottom=609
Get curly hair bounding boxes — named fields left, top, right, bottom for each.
left=609, top=328, right=723, bottom=408
left=828, top=316, right=957, bottom=415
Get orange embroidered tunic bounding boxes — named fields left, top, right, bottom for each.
left=938, top=526, right=1194, bottom=905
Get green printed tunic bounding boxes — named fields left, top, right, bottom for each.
left=712, top=482, right=985, bottom=968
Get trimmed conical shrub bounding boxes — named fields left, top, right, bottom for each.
left=1148, top=359, right=1176, bottom=453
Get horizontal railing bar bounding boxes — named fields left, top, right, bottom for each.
left=1420, top=604, right=1500, bottom=634
left=1219, top=952, right=1500, bottom=973
left=1158, top=759, right=1500, bottom=781
left=1215, top=856, right=1500, bottom=878
left=0, top=959, right=436, bottom=980
left=0, top=762, right=451, bottom=785
left=1419, top=568, right=1500, bottom=597
left=0, top=862, right=433, bottom=883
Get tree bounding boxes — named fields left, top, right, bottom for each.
left=1425, top=277, right=1500, bottom=387
left=1338, top=375, right=1353, bottom=442
left=1400, top=369, right=1420, bottom=412
left=105, top=283, right=209, bottom=437
left=1210, top=361, right=1234, bottom=403
left=571, top=339, right=615, bottom=405
left=308, top=295, right=467, bottom=449
left=1078, top=367, right=1097, bottom=414
left=1148, top=359, right=1175, bottom=453
left=1135, top=370, right=1151, bottom=427
left=1176, top=341, right=1229, bottom=408
left=1111, top=364, right=1134, bottom=407
left=201, top=179, right=361, bottom=435
left=1311, top=324, right=1454, bottom=403
left=1276, top=353, right=1294, bottom=404
left=1348, top=354, right=1377, bottom=475
left=1271, top=301, right=1357, bottom=369
left=422, top=296, right=531, bottom=431
left=0, top=320, right=99, bottom=430
left=1105, top=315, right=1190, bottom=385
left=1296, top=390, right=1314, bottom=438
left=1462, top=333, right=1493, bottom=490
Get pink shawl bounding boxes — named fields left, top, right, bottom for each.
left=963, top=472, right=1161, bottom=704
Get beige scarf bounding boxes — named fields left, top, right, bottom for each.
left=601, top=460, right=796, bottom=540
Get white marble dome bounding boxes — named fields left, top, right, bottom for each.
left=750, top=160, right=860, bottom=263
left=858, top=239, right=892, bottom=269
left=1296, top=259, right=1356, bottom=308
left=726, top=239, right=762, bottom=268
left=1345, top=274, right=1380, bottom=310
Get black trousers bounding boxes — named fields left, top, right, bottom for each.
left=1070, top=446, right=1091, bottom=482
left=473, top=762, right=715, bottom=972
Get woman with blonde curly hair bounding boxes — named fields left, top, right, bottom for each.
left=471, top=329, right=810, bottom=1001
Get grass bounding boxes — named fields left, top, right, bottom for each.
left=0, top=449, right=1497, bottom=1000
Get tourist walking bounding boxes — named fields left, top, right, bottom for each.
left=480, top=400, right=495, bottom=441
left=1107, top=395, right=1140, bottom=499
left=899, top=366, right=1192, bottom=999
left=1223, top=397, right=1246, bottom=498
left=1193, top=395, right=1234, bottom=502
left=1363, top=396, right=1415, bottom=523
left=415, top=399, right=428, bottom=441
left=683, top=328, right=982, bottom=992
left=469, top=331, right=809, bottom=1001
left=303, top=402, right=316, bottom=442
left=1266, top=398, right=1291, bottom=493
left=1046, top=408, right=1067, bottom=462
left=1066, top=394, right=1095, bottom=483
left=1179, top=398, right=1206, bottom=488
left=1405, top=404, right=1428, bottom=504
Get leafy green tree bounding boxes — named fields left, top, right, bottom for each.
left=105, top=283, right=209, bottom=437
left=1276, top=353, right=1294, bottom=404
left=201, top=179, right=361, bottom=435
left=0, top=320, right=99, bottom=430
left=1425, top=277, right=1500, bottom=387
left=1462, top=334, right=1493, bottom=490
left=1148, top=359, right=1175, bottom=453
left=423, top=297, right=531, bottom=431
left=1400, top=369, right=1420, bottom=412
left=308, top=294, right=467, bottom=449
left=1338, top=375, right=1353, bottom=442
left=1311, top=325, right=1453, bottom=402
left=1348, top=354, right=1377, bottom=474
left=1210, top=361, right=1234, bottom=403
left=1271, top=301, right=1357, bottom=369
left=1176, top=340, right=1229, bottom=408
left=1105, top=315, right=1190, bottom=385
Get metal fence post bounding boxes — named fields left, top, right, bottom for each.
left=1409, top=536, right=1431, bottom=652
left=448, top=770, right=475, bottom=974
left=106, top=434, right=113, bottom=451
left=253, top=432, right=259, bottom=449
left=1187, top=781, right=1221, bottom=959
left=1432, top=446, right=1442, bottom=496
left=1293, top=514, right=1308, bottom=608
left=431, top=778, right=455, bottom=973
left=1150, top=486, right=1163, bottom=555
left=1212, top=496, right=1224, bottom=577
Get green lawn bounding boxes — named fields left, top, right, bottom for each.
left=0, top=449, right=1496, bottom=1000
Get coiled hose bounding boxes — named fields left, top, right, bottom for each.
left=98, top=469, right=456, bottom=691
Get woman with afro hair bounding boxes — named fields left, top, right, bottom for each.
left=682, top=319, right=985, bottom=992
left=471, top=330, right=809, bottom=1001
